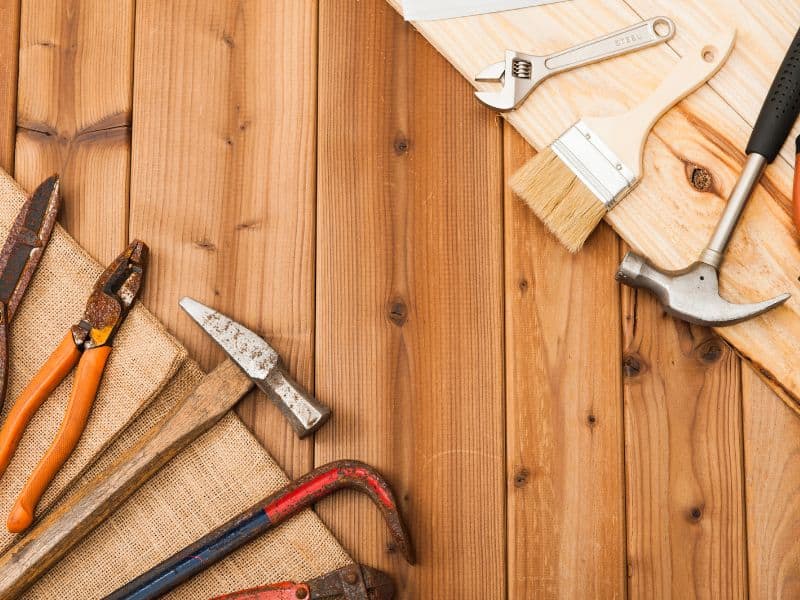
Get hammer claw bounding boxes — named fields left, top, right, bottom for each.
left=616, top=252, right=790, bottom=327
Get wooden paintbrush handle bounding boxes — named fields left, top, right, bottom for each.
left=588, top=29, right=736, bottom=178
left=0, top=359, right=253, bottom=600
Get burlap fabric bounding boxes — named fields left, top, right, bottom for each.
left=0, top=174, right=185, bottom=556
left=0, top=171, right=351, bottom=598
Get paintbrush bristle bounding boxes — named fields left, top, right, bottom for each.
left=510, top=147, right=606, bottom=253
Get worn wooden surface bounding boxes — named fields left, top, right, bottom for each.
left=0, top=1, right=797, bottom=598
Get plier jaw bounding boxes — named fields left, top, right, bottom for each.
left=72, top=240, right=148, bottom=349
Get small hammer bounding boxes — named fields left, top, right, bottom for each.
left=181, top=297, right=331, bottom=437
left=105, top=460, right=415, bottom=600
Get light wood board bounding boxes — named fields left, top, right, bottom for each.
left=387, top=0, right=800, bottom=416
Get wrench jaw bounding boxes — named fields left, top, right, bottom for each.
left=616, top=252, right=791, bottom=327
left=474, top=50, right=540, bottom=111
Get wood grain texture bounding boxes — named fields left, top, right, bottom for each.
left=0, top=0, right=19, bottom=172
left=316, top=1, right=504, bottom=596
left=504, top=127, right=626, bottom=598
left=0, top=360, right=252, bottom=600
left=387, top=0, right=800, bottom=415
left=129, top=0, right=318, bottom=477
left=742, top=364, right=800, bottom=600
left=622, top=285, right=747, bottom=599
left=14, top=0, right=133, bottom=263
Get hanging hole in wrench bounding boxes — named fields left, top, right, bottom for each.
left=653, top=18, right=672, bottom=38
left=702, top=46, right=716, bottom=62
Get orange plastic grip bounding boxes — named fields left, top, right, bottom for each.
left=0, top=332, right=80, bottom=480
left=7, top=344, right=111, bottom=533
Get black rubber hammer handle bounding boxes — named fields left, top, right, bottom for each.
left=747, top=26, right=800, bottom=163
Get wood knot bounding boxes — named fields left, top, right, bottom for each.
left=697, top=338, right=724, bottom=364
left=393, top=136, right=410, bottom=155
left=518, top=278, right=529, bottom=293
left=388, top=300, right=408, bottom=326
left=513, top=467, right=530, bottom=488
left=222, top=33, right=235, bottom=48
left=193, top=238, right=217, bottom=252
left=683, top=161, right=714, bottom=192
left=587, top=413, right=597, bottom=427
left=622, top=354, right=645, bottom=378
left=688, top=506, right=703, bottom=522
left=235, top=220, right=261, bottom=231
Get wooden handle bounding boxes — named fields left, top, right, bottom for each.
left=587, top=29, right=736, bottom=179
left=0, top=359, right=253, bottom=599
left=7, top=345, right=110, bottom=533
left=0, top=332, right=80, bottom=481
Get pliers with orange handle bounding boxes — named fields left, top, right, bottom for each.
left=0, top=240, right=147, bottom=533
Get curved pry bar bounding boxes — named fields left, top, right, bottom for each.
left=104, top=460, right=414, bottom=600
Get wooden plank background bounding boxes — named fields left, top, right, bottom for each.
left=0, top=1, right=798, bottom=598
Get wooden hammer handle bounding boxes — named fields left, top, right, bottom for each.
left=0, top=359, right=253, bottom=600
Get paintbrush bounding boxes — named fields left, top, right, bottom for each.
left=510, top=30, right=735, bottom=252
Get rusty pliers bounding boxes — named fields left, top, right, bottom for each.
left=0, top=240, right=147, bottom=533
left=209, top=565, right=395, bottom=600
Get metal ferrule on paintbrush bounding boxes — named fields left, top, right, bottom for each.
left=511, top=30, right=735, bottom=253
left=551, top=120, right=637, bottom=210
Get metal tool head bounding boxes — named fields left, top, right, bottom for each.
left=475, top=50, right=544, bottom=111
left=616, top=252, right=790, bottom=326
left=180, top=297, right=280, bottom=377
left=74, top=240, right=148, bottom=348
left=209, top=564, right=394, bottom=600
left=307, top=564, right=395, bottom=600
left=474, top=17, right=676, bottom=111
left=0, top=175, right=61, bottom=321
left=263, top=460, right=415, bottom=565
left=179, top=297, right=331, bottom=437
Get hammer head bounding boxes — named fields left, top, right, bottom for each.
left=616, top=252, right=790, bottom=327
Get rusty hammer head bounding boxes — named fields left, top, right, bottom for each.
left=616, top=253, right=790, bottom=327
left=180, top=297, right=331, bottom=437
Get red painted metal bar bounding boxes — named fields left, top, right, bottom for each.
left=104, top=460, right=413, bottom=600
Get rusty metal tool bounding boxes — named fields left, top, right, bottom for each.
left=0, top=240, right=147, bottom=533
left=617, top=26, right=800, bottom=326
left=209, top=564, right=395, bottom=600
left=180, top=297, right=330, bottom=437
left=0, top=302, right=328, bottom=598
left=0, top=360, right=253, bottom=600
left=105, top=460, right=414, bottom=600
left=0, top=175, right=61, bottom=412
